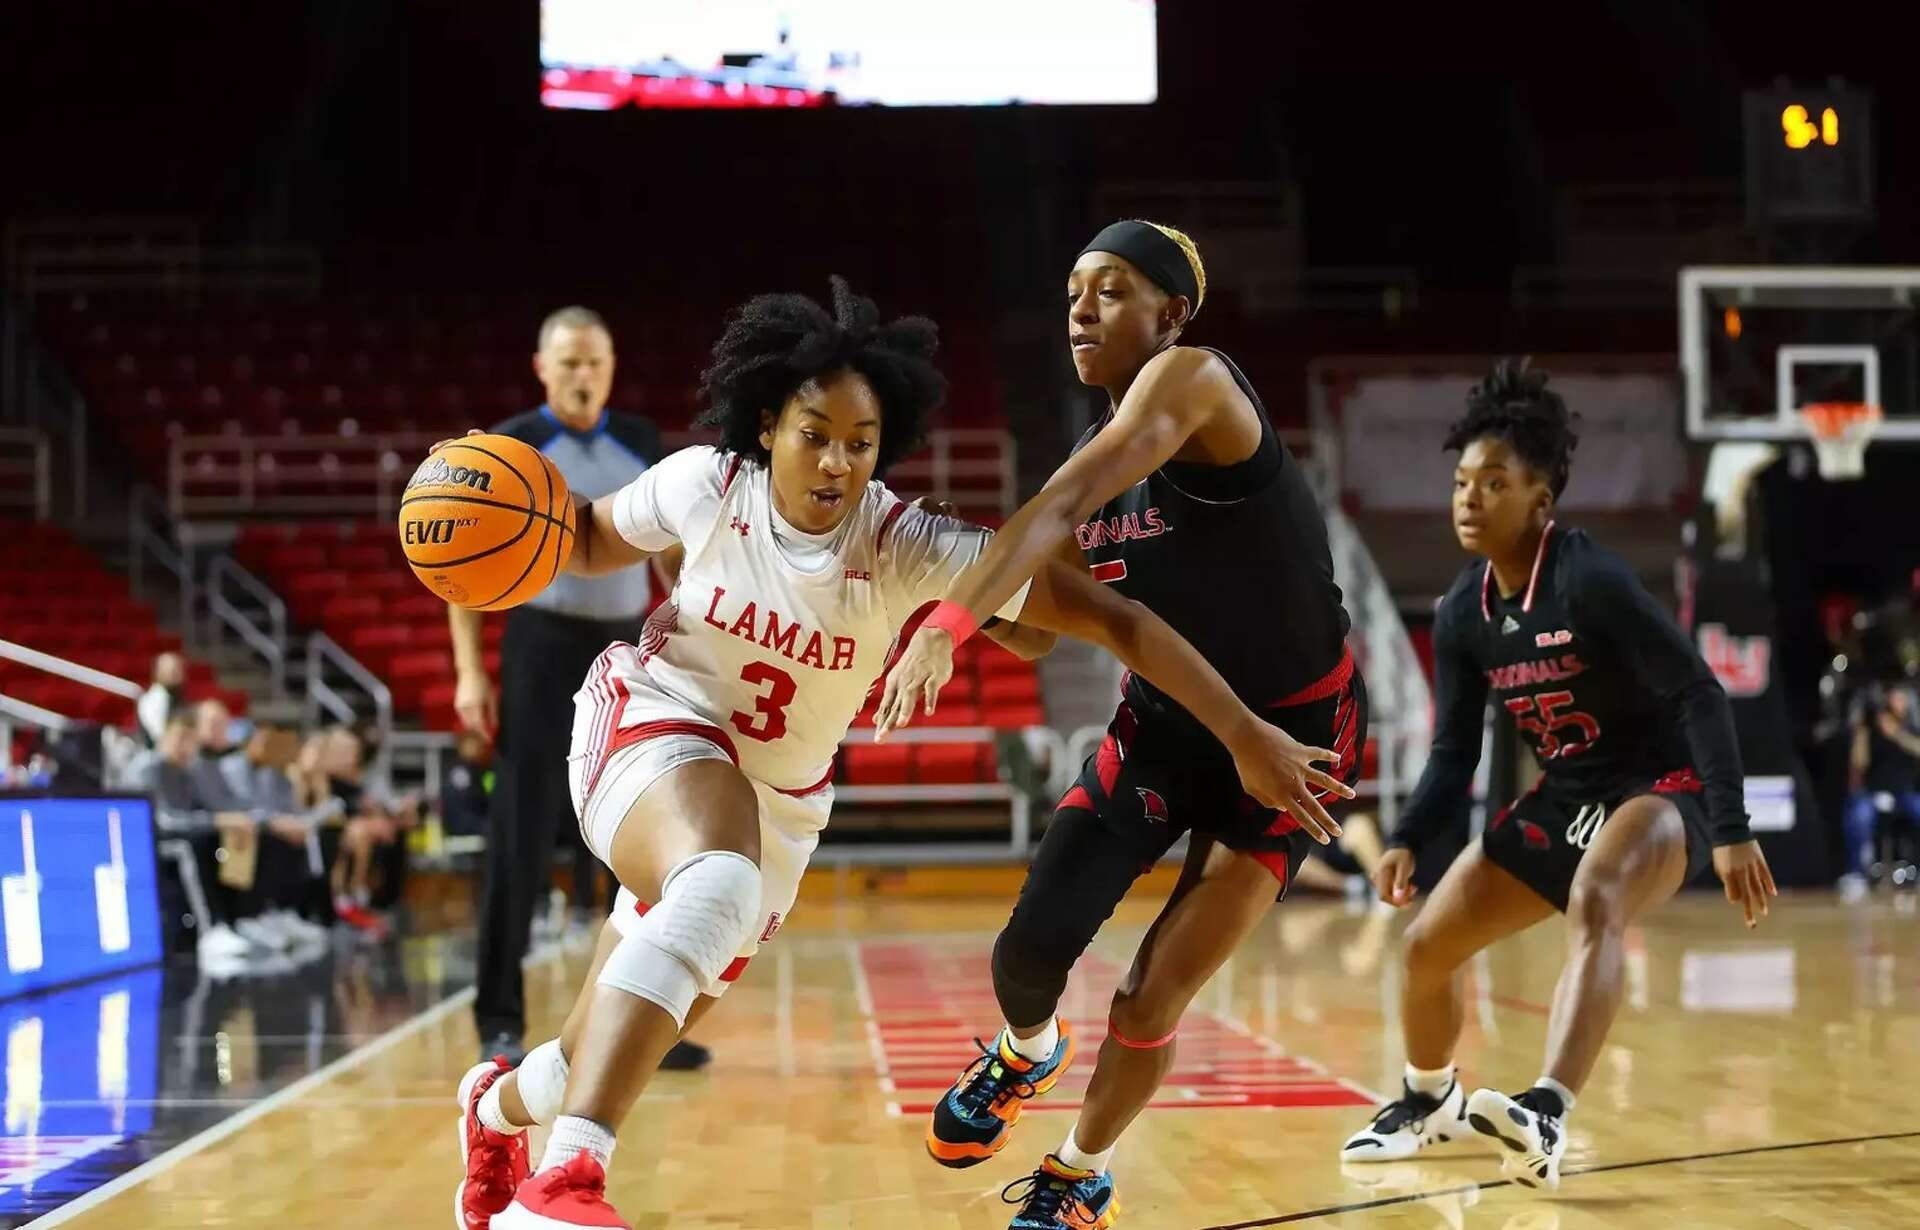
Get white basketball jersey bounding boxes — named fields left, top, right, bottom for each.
left=602, top=446, right=1026, bottom=793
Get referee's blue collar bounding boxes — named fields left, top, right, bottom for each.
left=538, top=403, right=609, bottom=443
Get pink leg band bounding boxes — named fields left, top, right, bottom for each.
left=1107, top=1018, right=1177, bottom=1050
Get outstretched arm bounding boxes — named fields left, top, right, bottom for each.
left=922, top=347, right=1225, bottom=625
left=947, top=555, right=1354, bottom=840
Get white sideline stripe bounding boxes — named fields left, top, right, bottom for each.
left=26, top=986, right=479, bottom=1227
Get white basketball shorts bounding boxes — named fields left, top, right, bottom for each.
left=568, top=657, right=831, bottom=998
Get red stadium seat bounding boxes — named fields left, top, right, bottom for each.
left=912, top=743, right=996, bottom=785
left=843, top=744, right=912, bottom=786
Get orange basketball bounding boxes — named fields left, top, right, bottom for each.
left=398, top=434, right=575, bottom=611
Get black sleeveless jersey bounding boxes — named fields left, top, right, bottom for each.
left=1393, top=524, right=1751, bottom=851
left=1068, top=347, right=1350, bottom=720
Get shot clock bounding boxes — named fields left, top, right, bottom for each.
left=1743, top=84, right=1873, bottom=224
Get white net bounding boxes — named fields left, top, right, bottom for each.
left=1798, top=402, right=1881, bottom=480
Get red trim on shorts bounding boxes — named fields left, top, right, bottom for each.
left=720, top=454, right=745, bottom=496
left=1094, top=732, right=1124, bottom=794
left=626, top=896, right=754, bottom=984
left=1251, top=845, right=1292, bottom=887
left=875, top=499, right=908, bottom=552
left=1651, top=767, right=1703, bottom=794
left=604, top=718, right=740, bottom=768
left=777, top=761, right=836, bottom=798
left=579, top=649, right=632, bottom=802
left=1262, top=677, right=1361, bottom=841
left=1268, top=644, right=1355, bottom=709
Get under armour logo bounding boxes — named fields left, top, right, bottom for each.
left=1501, top=615, right=1521, bottom=635
left=729, top=517, right=751, bottom=537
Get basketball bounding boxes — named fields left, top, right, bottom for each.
left=397, top=433, right=575, bottom=610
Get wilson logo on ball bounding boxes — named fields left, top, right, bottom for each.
left=406, top=456, right=494, bottom=494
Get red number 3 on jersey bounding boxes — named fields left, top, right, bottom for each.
left=1504, top=689, right=1601, bottom=759
left=732, top=661, right=798, bottom=742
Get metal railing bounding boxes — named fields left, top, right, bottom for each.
left=0, top=639, right=142, bottom=768
left=207, top=555, right=289, bottom=697
left=881, top=430, right=1020, bottom=519
left=305, top=633, right=393, bottom=791
left=0, top=428, right=51, bottom=519
left=127, top=485, right=198, bottom=642
left=166, top=427, right=1020, bottom=522
left=0, top=639, right=143, bottom=700
left=1237, top=266, right=1422, bottom=317
left=9, top=239, right=321, bottom=299
left=0, top=692, right=71, bottom=770
left=379, top=722, right=1067, bottom=866
left=170, top=430, right=443, bottom=520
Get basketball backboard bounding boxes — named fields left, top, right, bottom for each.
left=1680, top=266, right=1920, bottom=442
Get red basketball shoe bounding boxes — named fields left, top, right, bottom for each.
left=492, top=1153, right=629, bottom=1229
left=455, top=1057, right=530, bottom=1229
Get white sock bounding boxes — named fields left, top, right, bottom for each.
left=1404, top=1062, right=1455, bottom=1098
left=476, top=1079, right=526, bottom=1136
left=1056, top=1131, right=1115, bottom=1175
left=540, top=1115, right=616, bottom=1172
left=1533, top=1076, right=1575, bottom=1117
left=1005, top=1016, right=1060, bottom=1064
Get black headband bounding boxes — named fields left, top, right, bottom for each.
left=1077, top=221, right=1200, bottom=311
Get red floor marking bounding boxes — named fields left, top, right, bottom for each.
left=1491, top=993, right=1551, bottom=1016
left=854, top=941, right=1372, bottom=1118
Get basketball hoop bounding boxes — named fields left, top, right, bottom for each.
left=1798, top=401, right=1881, bottom=480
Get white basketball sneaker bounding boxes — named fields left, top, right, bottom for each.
left=1341, top=1078, right=1469, bottom=1162
left=1466, top=1086, right=1568, bottom=1191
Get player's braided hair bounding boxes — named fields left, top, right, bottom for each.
left=1444, top=357, right=1580, bottom=499
left=696, top=276, right=945, bottom=476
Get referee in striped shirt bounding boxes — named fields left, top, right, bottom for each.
left=450, top=306, right=707, bottom=1070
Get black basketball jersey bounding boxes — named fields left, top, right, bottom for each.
left=1393, top=524, right=1751, bottom=851
left=1068, top=347, right=1350, bottom=718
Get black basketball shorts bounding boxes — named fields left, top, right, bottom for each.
left=1481, top=769, right=1715, bottom=912
left=1052, top=653, right=1368, bottom=895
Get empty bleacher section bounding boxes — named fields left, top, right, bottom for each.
left=0, top=519, right=244, bottom=729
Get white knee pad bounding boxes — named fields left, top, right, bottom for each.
left=517, top=1038, right=570, bottom=1126
left=595, top=850, right=761, bottom=1028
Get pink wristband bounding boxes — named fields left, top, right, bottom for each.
left=921, top=600, right=980, bottom=647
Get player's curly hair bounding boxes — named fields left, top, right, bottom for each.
left=1443, top=357, right=1581, bottom=499
left=695, top=276, right=946, bottom=476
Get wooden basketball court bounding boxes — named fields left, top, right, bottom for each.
left=32, top=889, right=1920, bottom=1230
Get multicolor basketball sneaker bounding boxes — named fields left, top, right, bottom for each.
left=455, top=1056, right=530, bottom=1229
left=1001, top=1154, right=1119, bottom=1229
left=926, top=1020, right=1075, bottom=1167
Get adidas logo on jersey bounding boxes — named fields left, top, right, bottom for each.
left=1501, top=615, right=1521, bottom=635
